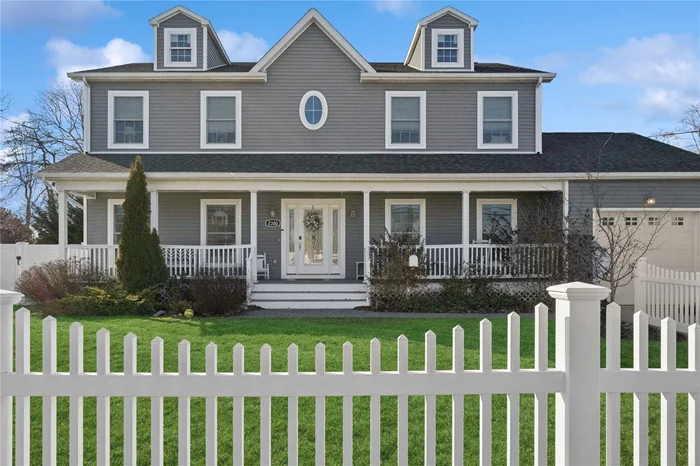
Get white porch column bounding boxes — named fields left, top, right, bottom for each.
left=58, top=190, right=67, bottom=259
left=462, top=191, right=470, bottom=267
left=562, top=180, right=570, bottom=233
left=150, top=191, right=159, bottom=232
left=82, top=195, right=88, bottom=244
left=250, top=190, right=258, bottom=280
left=363, top=190, right=371, bottom=280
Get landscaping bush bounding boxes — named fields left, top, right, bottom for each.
left=189, top=273, right=247, bottom=316
left=41, top=285, right=158, bottom=317
left=16, top=258, right=111, bottom=303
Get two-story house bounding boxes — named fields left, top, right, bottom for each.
left=38, top=5, right=700, bottom=308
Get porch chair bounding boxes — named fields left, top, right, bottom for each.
left=256, top=253, right=270, bottom=280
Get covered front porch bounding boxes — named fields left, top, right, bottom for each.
left=54, top=177, right=570, bottom=286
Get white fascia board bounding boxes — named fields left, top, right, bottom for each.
left=69, top=72, right=267, bottom=82
left=417, top=7, right=479, bottom=27
left=149, top=5, right=210, bottom=26
left=250, top=8, right=375, bottom=74
left=361, top=72, right=556, bottom=83
left=404, top=24, right=422, bottom=66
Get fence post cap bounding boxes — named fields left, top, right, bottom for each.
left=547, top=281, right=610, bottom=301
left=0, top=289, right=23, bottom=305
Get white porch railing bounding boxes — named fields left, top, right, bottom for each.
left=66, top=245, right=119, bottom=277
left=65, top=245, right=254, bottom=279
left=372, top=243, right=565, bottom=279
left=161, top=245, right=252, bottom=278
left=635, top=258, right=700, bottom=329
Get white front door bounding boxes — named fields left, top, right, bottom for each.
left=282, top=199, right=344, bottom=278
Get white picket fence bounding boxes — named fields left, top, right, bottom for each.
left=635, top=258, right=700, bottom=330
left=1, top=283, right=699, bottom=465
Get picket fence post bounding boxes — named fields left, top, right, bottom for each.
left=0, top=290, right=23, bottom=466
left=547, top=281, right=610, bottom=466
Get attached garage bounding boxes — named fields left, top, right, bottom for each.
left=595, top=209, right=700, bottom=305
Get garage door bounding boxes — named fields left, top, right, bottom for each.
left=594, top=210, right=700, bottom=304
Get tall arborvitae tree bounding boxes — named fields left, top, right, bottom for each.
left=32, top=190, right=83, bottom=244
left=116, top=156, right=168, bottom=292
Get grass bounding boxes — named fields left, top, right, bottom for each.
left=13, top=311, right=691, bottom=465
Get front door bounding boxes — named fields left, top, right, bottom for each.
left=282, top=199, right=344, bottom=278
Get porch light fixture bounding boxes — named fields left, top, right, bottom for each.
left=644, top=195, right=656, bottom=206
left=269, top=208, right=276, bottom=218
left=350, top=207, right=357, bottom=218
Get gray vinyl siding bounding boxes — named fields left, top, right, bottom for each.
left=206, top=32, right=227, bottom=69
left=407, top=29, right=423, bottom=70
left=568, top=180, right=700, bottom=234
left=156, top=14, right=204, bottom=70
left=158, top=192, right=251, bottom=245
left=86, top=192, right=124, bottom=244
left=90, top=23, right=535, bottom=153
left=424, top=14, right=472, bottom=71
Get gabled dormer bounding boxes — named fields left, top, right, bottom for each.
left=405, top=6, right=478, bottom=72
left=149, top=5, right=230, bottom=71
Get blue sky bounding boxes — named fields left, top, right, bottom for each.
left=1, top=0, right=699, bottom=139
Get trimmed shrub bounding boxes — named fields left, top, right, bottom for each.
left=116, top=156, right=168, bottom=292
left=41, top=285, right=158, bottom=317
left=189, top=274, right=247, bottom=316
left=16, top=258, right=111, bottom=303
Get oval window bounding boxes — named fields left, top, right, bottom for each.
left=299, top=91, right=328, bottom=130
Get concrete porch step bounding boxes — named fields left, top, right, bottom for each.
left=252, top=291, right=366, bottom=301
left=250, top=281, right=368, bottom=309
left=249, top=299, right=368, bottom=310
left=252, top=282, right=366, bottom=293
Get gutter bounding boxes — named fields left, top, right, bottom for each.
left=361, top=72, right=557, bottom=83
left=69, top=72, right=268, bottom=83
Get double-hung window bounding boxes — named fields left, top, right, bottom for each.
left=200, top=199, right=242, bottom=246
left=164, top=28, right=197, bottom=67
left=200, top=91, right=242, bottom=149
left=431, top=29, right=464, bottom=68
left=477, top=91, right=518, bottom=149
left=476, top=199, right=517, bottom=243
left=107, top=199, right=125, bottom=245
left=385, top=91, right=426, bottom=149
left=385, top=199, right=426, bottom=244
left=107, top=91, right=149, bottom=149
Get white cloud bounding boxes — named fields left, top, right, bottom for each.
left=374, top=0, right=416, bottom=16
left=45, top=37, right=150, bottom=82
left=1, top=0, right=118, bottom=30
left=580, top=34, right=699, bottom=117
left=218, top=30, right=269, bottom=62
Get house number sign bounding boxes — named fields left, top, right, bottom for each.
left=265, top=219, right=281, bottom=228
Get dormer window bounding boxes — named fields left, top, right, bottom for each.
left=477, top=91, right=519, bottom=149
left=164, top=28, right=197, bottom=67
left=431, top=29, right=464, bottom=68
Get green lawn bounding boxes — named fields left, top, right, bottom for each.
left=14, top=312, right=691, bottom=465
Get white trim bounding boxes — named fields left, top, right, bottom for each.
left=152, top=26, right=158, bottom=70
left=251, top=9, right=375, bottom=74
left=476, top=198, right=518, bottom=241
left=82, top=195, right=88, bottom=244
left=469, top=26, right=474, bottom=71
left=299, top=91, right=328, bottom=130
left=477, top=90, right=518, bottom=150
left=82, top=78, right=91, bottom=153
left=417, top=6, right=479, bottom=27
left=385, top=91, right=427, bottom=150
left=149, top=5, right=210, bottom=26
left=385, top=198, right=427, bottom=240
left=599, top=208, right=700, bottom=213
left=535, top=77, right=542, bottom=153
left=403, top=24, right=422, bottom=66
left=70, top=72, right=266, bottom=83
left=150, top=191, right=159, bottom=231
left=164, top=28, right=198, bottom=68
left=107, top=91, right=149, bottom=150
left=280, top=198, right=346, bottom=279
left=107, top=199, right=125, bottom=245
left=200, top=91, right=242, bottom=149
left=431, top=29, right=464, bottom=68
left=200, top=199, right=242, bottom=246
left=361, top=72, right=556, bottom=83
left=203, top=26, right=209, bottom=70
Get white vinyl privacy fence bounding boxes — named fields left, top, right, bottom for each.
left=635, top=258, right=700, bottom=330
left=1, top=283, right=699, bottom=465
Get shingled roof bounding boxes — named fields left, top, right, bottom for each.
left=71, top=62, right=550, bottom=74
left=37, top=133, right=700, bottom=177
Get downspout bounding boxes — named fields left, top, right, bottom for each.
left=82, top=77, right=91, bottom=153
